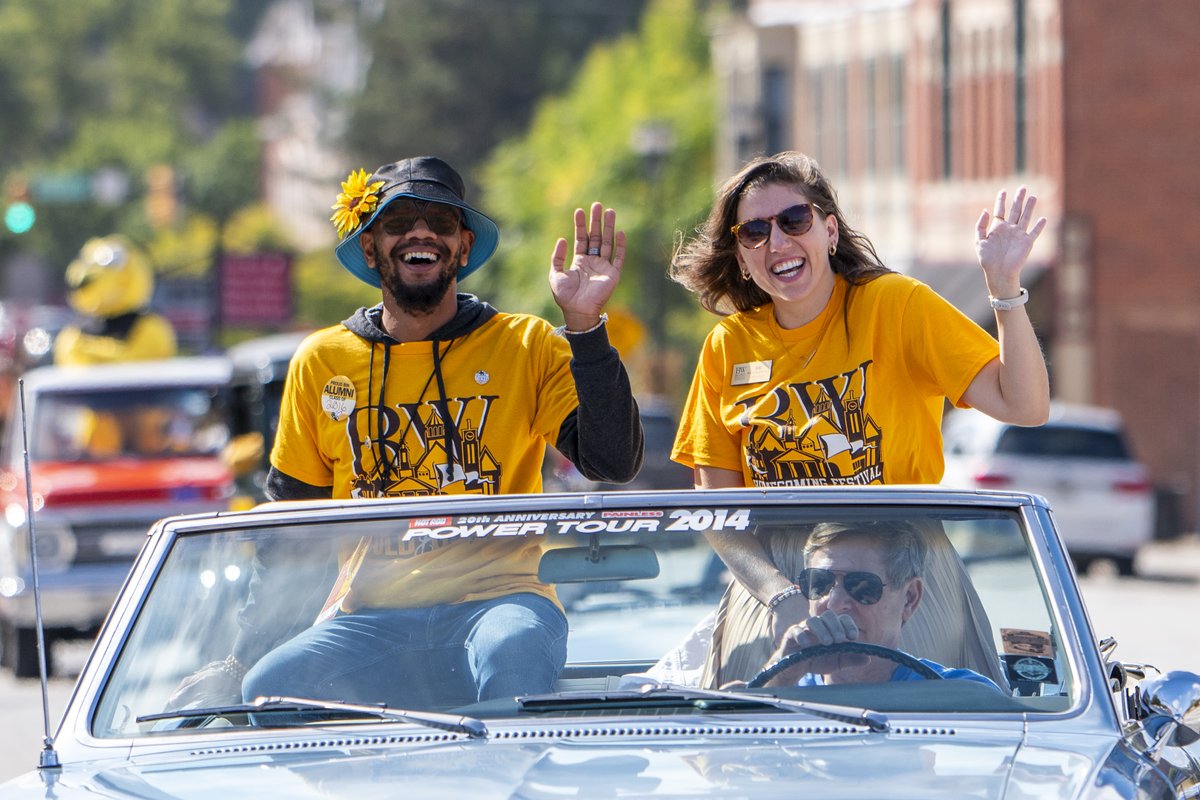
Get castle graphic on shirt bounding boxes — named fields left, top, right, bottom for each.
left=344, top=394, right=503, bottom=498
left=739, top=360, right=883, bottom=486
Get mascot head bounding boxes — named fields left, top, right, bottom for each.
left=65, top=235, right=155, bottom=318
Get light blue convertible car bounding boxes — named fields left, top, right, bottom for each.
left=3, top=487, right=1199, bottom=798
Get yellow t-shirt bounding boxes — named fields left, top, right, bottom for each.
left=672, top=273, right=999, bottom=486
left=272, top=312, right=580, bottom=610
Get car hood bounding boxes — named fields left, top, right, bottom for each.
left=3, top=726, right=1128, bottom=799
left=21, top=457, right=233, bottom=506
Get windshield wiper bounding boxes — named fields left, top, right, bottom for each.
left=138, top=695, right=488, bottom=739
left=518, top=683, right=889, bottom=733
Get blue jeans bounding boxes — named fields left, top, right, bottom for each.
left=242, top=593, right=567, bottom=711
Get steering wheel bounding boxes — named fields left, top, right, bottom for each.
left=747, top=641, right=944, bottom=688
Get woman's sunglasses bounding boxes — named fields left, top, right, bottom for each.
left=730, top=203, right=824, bottom=250
left=378, top=200, right=464, bottom=237
left=796, top=567, right=887, bottom=606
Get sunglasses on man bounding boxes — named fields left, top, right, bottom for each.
left=377, top=200, right=465, bottom=237
left=730, top=203, right=825, bottom=250
left=796, top=567, right=887, bottom=606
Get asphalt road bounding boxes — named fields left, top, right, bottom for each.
left=1, top=536, right=1198, bottom=784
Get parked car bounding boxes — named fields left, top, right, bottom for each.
left=225, top=331, right=313, bottom=501
left=0, top=357, right=239, bottom=677
left=941, top=402, right=1155, bottom=576
left=3, top=486, right=1199, bottom=797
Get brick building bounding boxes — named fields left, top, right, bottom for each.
left=712, top=0, right=1200, bottom=530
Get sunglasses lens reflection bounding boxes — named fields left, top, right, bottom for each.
left=776, top=204, right=815, bottom=235
left=733, top=204, right=815, bottom=248
left=383, top=204, right=463, bottom=236
left=843, top=572, right=884, bottom=605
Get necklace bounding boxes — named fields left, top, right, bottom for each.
left=771, top=303, right=835, bottom=373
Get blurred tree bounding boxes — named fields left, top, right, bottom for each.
left=293, top=248, right=378, bottom=328
left=223, top=204, right=294, bottom=256
left=0, top=0, right=272, bottom=279
left=478, top=0, right=717, bottom=401
left=347, top=0, right=647, bottom=192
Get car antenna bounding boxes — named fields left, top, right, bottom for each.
left=17, top=379, right=61, bottom=770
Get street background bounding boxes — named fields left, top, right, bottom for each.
left=3, top=0, right=1200, bottom=786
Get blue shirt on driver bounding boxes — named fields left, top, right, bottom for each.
left=796, top=656, right=1001, bottom=690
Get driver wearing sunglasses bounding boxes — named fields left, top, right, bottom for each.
left=760, top=521, right=999, bottom=688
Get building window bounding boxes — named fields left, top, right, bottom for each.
left=890, top=53, right=906, bottom=174
left=940, top=0, right=953, bottom=179
left=809, top=67, right=825, bottom=162
left=1014, top=0, right=1027, bottom=172
left=762, top=66, right=790, bottom=156
left=865, top=58, right=878, bottom=174
left=833, top=63, right=849, bottom=173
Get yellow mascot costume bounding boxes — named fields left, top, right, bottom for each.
left=53, top=235, right=177, bottom=366
left=53, top=236, right=179, bottom=459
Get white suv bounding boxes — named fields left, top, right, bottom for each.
left=941, top=402, right=1154, bottom=576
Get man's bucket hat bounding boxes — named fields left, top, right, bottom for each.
left=333, top=156, right=500, bottom=287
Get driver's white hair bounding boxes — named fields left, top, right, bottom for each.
left=803, top=520, right=928, bottom=585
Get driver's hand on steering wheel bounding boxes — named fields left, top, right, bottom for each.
left=765, top=610, right=868, bottom=686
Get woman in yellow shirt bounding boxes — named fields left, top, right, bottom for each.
left=670, top=151, right=1049, bottom=644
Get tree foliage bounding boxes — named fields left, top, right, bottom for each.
left=346, top=0, right=647, bottom=191
left=477, top=0, right=717, bottom=395
left=0, top=0, right=273, bottom=284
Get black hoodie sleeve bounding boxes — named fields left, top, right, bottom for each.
left=553, top=324, right=644, bottom=484
left=264, top=466, right=333, bottom=501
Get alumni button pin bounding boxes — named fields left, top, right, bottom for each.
left=475, top=370, right=490, bottom=385
left=321, top=376, right=356, bottom=421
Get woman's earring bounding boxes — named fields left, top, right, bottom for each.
left=739, top=266, right=751, bottom=280
left=828, top=244, right=837, bottom=257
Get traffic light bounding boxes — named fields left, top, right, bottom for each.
left=3, top=178, right=35, bottom=235
left=145, top=165, right=177, bottom=229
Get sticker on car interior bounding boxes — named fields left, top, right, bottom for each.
left=1000, top=628, right=1058, bottom=686
left=321, top=375, right=356, bottom=421
left=1001, top=628, right=1054, bottom=657
left=1004, top=655, right=1058, bottom=684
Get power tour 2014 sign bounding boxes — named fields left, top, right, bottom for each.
left=396, top=508, right=753, bottom=543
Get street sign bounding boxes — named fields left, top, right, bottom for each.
left=218, top=252, right=293, bottom=327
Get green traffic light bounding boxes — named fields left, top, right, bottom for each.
left=4, top=201, right=36, bottom=234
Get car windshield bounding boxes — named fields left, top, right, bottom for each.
left=31, top=387, right=229, bottom=462
left=995, top=425, right=1131, bottom=460
left=92, top=500, right=1073, bottom=738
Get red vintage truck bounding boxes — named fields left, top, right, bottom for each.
left=0, top=356, right=239, bottom=677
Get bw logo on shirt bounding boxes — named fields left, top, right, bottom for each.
left=343, top=394, right=503, bottom=497
left=738, top=360, right=883, bottom=486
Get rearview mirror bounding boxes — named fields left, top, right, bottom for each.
left=538, top=544, right=660, bottom=584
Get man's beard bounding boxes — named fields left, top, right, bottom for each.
left=378, top=242, right=462, bottom=314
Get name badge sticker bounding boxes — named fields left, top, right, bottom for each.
left=731, top=360, right=772, bottom=386
left=321, top=376, right=357, bottom=421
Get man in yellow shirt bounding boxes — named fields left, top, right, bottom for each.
left=178, top=156, right=642, bottom=712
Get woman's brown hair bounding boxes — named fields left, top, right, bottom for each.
left=670, top=152, right=891, bottom=316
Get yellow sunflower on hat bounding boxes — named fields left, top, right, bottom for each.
left=330, top=169, right=385, bottom=238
